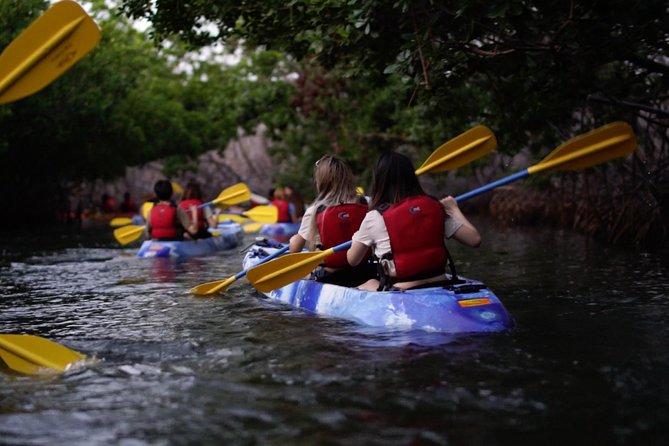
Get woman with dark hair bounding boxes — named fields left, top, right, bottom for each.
left=347, top=151, right=481, bottom=291
left=178, top=182, right=220, bottom=239
left=147, top=180, right=198, bottom=241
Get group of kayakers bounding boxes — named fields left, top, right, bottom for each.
left=144, top=180, right=223, bottom=241
left=288, top=152, right=480, bottom=291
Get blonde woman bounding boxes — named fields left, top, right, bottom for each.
left=288, top=155, right=374, bottom=286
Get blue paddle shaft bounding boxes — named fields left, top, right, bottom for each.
left=238, top=245, right=290, bottom=279
left=456, top=170, right=529, bottom=202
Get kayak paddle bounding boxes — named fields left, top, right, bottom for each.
left=242, top=222, right=264, bottom=233
left=189, top=125, right=496, bottom=295
left=220, top=205, right=278, bottom=224
left=0, top=334, right=86, bottom=375
left=247, top=121, right=636, bottom=292
left=0, top=0, right=100, bottom=105
left=190, top=245, right=290, bottom=296
left=113, top=183, right=252, bottom=245
left=414, top=124, right=497, bottom=175
left=110, top=217, right=135, bottom=227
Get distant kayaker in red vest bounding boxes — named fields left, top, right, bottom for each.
left=120, top=192, right=138, bottom=213
left=147, top=180, right=198, bottom=241
left=289, top=155, right=375, bottom=287
left=284, top=185, right=305, bottom=223
left=347, top=151, right=481, bottom=291
left=178, top=182, right=220, bottom=239
left=270, top=187, right=292, bottom=223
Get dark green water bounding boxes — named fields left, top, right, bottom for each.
left=1, top=220, right=667, bottom=445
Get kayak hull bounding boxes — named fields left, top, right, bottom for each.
left=259, top=222, right=300, bottom=243
left=137, top=223, right=243, bottom=259
left=243, top=244, right=515, bottom=334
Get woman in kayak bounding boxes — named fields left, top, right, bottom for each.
left=178, top=182, right=221, bottom=239
left=289, top=155, right=375, bottom=286
left=347, top=151, right=481, bottom=291
left=147, top=180, right=198, bottom=241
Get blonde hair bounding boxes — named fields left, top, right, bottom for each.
left=306, top=155, right=360, bottom=249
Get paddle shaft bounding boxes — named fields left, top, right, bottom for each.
left=237, top=245, right=290, bottom=281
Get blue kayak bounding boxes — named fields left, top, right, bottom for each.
left=242, top=243, right=515, bottom=334
left=258, top=222, right=300, bottom=243
left=137, top=222, right=243, bottom=259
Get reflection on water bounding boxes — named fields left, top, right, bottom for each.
left=1, top=221, right=668, bottom=445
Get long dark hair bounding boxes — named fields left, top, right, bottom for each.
left=369, top=151, right=425, bottom=210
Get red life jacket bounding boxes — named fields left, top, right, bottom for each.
left=379, top=195, right=448, bottom=280
left=272, top=199, right=291, bottom=222
left=316, top=203, right=369, bottom=268
left=149, top=203, right=179, bottom=240
left=179, top=199, right=205, bottom=230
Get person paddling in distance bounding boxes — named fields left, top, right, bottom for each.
left=270, top=187, right=292, bottom=223
left=347, top=151, right=481, bottom=292
left=289, top=155, right=375, bottom=287
left=178, top=182, right=221, bottom=239
left=284, top=184, right=306, bottom=223
left=146, top=180, right=198, bottom=241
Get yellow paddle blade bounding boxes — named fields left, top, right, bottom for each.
left=109, top=217, right=134, bottom=227
left=0, top=334, right=86, bottom=375
left=171, top=181, right=184, bottom=197
left=189, top=276, right=238, bottom=296
left=414, top=125, right=497, bottom=175
left=243, top=222, right=264, bottom=233
left=140, top=201, right=154, bottom=220
left=211, top=183, right=251, bottom=206
left=243, top=205, right=278, bottom=223
left=220, top=214, right=247, bottom=224
left=0, top=1, right=100, bottom=105
left=529, top=121, right=637, bottom=175
left=356, top=186, right=365, bottom=195
left=113, top=224, right=146, bottom=245
left=247, top=248, right=334, bottom=292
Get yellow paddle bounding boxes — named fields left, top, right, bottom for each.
left=140, top=201, right=154, bottom=220
left=190, top=125, right=497, bottom=296
left=190, top=245, right=290, bottom=295
left=0, top=334, right=86, bottom=375
left=414, top=124, right=497, bottom=175
left=247, top=122, right=637, bottom=292
left=221, top=205, right=278, bottom=224
left=113, top=183, right=252, bottom=245
left=110, top=217, right=135, bottom=227
left=242, top=222, right=264, bottom=233
left=0, top=0, right=100, bottom=105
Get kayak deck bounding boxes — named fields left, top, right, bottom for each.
left=137, top=222, right=243, bottom=258
left=243, top=243, right=515, bottom=334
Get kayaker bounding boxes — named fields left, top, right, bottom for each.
left=288, top=155, right=375, bottom=287
left=146, top=180, right=198, bottom=241
left=120, top=192, right=138, bottom=213
left=347, top=151, right=481, bottom=291
left=178, top=182, right=220, bottom=239
left=270, top=187, right=292, bottom=223
left=284, top=184, right=305, bottom=223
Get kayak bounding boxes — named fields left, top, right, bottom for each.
left=137, top=222, right=243, bottom=259
left=258, top=222, right=300, bottom=243
left=242, top=241, right=515, bottom=334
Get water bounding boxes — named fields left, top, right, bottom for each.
left=1, top=221, right=667, bottom=445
